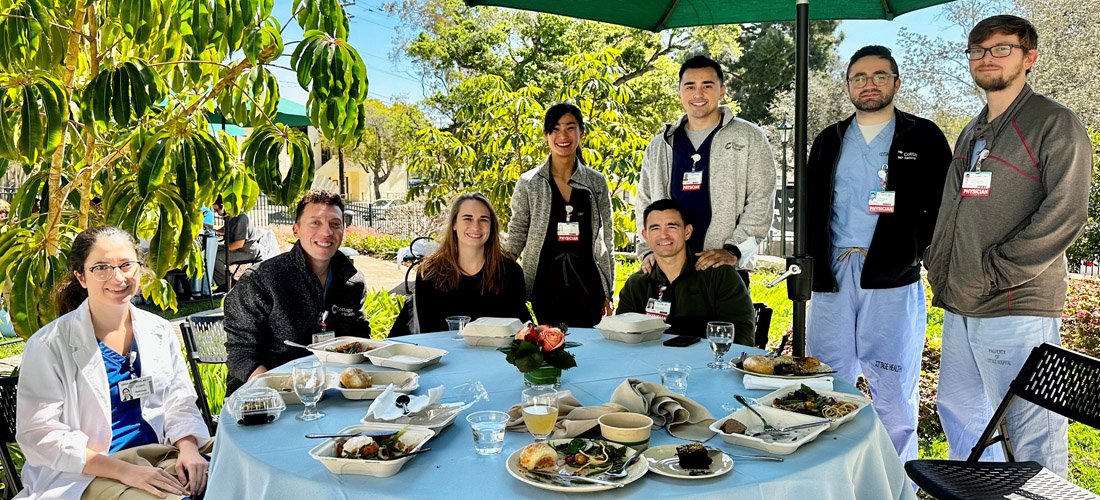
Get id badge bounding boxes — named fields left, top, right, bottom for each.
left=119, top=376, right=154, bottom=400
left=645, top=298, right=671, bottom=318
left=682, top=171, right=703, bottom=191
left=868, top=191, right=896, bottom=213
left=961, top=171, right=992, bottom=197
left=557, top=222, right=580, bottom=242
left=312, top=331, right=335, bottom=344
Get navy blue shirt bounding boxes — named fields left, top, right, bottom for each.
left=99, top=341, right=158, bottom=453
left=670, top=125, right=720, bottom=252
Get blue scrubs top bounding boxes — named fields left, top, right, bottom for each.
left=99, top=341, right=158, bottom=453
left=830, top=118, right=896, bottom=249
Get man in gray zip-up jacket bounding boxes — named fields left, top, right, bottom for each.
left=636, top=56, right=776, bottom=284
left=925, top=15, right=1091, bottom=477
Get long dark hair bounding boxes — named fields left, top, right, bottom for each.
left=54, top=226, right=141, bottom=315
left=419, top=193, right=509, bottom=294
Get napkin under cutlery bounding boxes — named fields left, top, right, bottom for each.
left=365, top=384, right=444, bottom=421
left=610, top=379, right=716, bottom=441
left=741, top=374, right=834, bottom=392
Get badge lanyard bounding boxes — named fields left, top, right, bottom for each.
left=645, top=285, right=671, bottom=318
left=312, top=311, right=334, bottom=344
left=961, top=146, right=993, bottom=197
left=557, top=204, right=580, bottom=242
left=682, top=154, right=703, bottom=191
left=868, top=163, right=896, bottom=213
left=118, top=344, right=153, bottom=400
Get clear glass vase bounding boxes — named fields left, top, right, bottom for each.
left=523, top=365, right=562, bottom=389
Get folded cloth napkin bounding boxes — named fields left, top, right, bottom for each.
left=610, top=379, right=716, bottom=441
left=742, top=374, right=834, bottom=392
left=365, top=384, right=444, bottom=421
left=505, top=391, right=628, bottom=439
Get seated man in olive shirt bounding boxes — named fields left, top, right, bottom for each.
left=618, top=199, right=755, bottom=344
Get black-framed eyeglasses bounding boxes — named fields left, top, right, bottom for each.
left=965, top=44, right=1026, bottom=61
left=84, top=261, right=142, bottom=281
left=847, top=73, right=897, bottom=87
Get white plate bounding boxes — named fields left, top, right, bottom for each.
left=361, top=402, right=464, bottom=431
left=308, top=423, right=435, bottom=477
left=598, top=328, right=667, bottom=344
left=731, top=364, right=835, bottom=380
left=366, top=344, right=447, bottom=371
left=247, top=372, right=337, bottom=405
left=709, top=406, right=829, bottom=455
left=641, top=445, right=734, bottom=479
left=595, top=313, right=668, bottom=333
left=335, top=371, right=420, bottom=400
left=506, top=439, right=647, bottom=492
left=757, top=385, right=870, bottom=431
left=308, top=337, right=392, bottom=364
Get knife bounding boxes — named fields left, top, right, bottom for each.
left=526, top=470, right=625, bottom=488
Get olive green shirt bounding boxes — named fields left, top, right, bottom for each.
left=617, top=254, right=755, bottom=345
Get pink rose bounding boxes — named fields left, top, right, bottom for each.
left=516, top=324, right=540, bottom=343
left=540, top=328, right=565, bottom=351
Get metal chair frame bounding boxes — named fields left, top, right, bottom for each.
left=905, top=342, right=1100, bottom=499
left=180, top=316, right=228, bottom=436
left=0, top=376, right=23, bottom=498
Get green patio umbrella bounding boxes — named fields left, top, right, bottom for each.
left=465, top=0, right=955, bottom=355
left=207, top=98, right=312, bottom=128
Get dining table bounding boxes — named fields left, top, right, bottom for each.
left=205, top=328, right=917, bottom=499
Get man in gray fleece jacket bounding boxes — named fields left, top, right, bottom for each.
left=925, top=15, right=1091, bottom=477
left=636, top=56, right=776, bottom=286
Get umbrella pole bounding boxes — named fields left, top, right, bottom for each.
left=788, top=0, right=814, bottom=356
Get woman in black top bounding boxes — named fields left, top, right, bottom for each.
left=415, top=193, right=530, bottom=332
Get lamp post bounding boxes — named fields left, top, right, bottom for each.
left=778, top=115, right=793, bottom=255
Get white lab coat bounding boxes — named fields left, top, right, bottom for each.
left=14, top=301, right=211, bottom=499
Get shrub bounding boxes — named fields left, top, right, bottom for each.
left=342, top=227, right=412, bottom=260
left=364, top=289, right=405, bottom=337
left=1062, top=276, right=1100, bottom=358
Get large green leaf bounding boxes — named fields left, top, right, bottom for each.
left=241, top=123, right=314, bottom=205
left=292, top=0, right=348, bottom=39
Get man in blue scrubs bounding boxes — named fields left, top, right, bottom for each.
left=805, top=46, right=952, bottom=462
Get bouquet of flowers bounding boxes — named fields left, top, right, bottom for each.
left=498, top=323, right=580, bottom=373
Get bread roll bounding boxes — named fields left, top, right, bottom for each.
left=340, top=367, right=372, bottom=389
left=742, top=355, right=774, bottom=375
left=519, top=443, right=558, bottom=470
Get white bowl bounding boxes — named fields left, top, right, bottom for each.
left=708, top=405, right=829, bottom=455
left=366, top=344, right=447, bottom=371
left=757, top=385, right=870, bottom=431
left=308, top=337, right=393, bottom=364
left=595, top=313, right=668, bottom=333
left=336, top=371, right=420, bottom=400
left=598, top=327, right=667, bottom=344
left=308, top=423, right=435, bottom=477
left=247, top=372, right=337, bottom=405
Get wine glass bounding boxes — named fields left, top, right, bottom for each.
left=292, top=360, right=327, bottom=421
left=706, top=321, right=735, bottom=369
left=521, top=386, right=559, bottom=442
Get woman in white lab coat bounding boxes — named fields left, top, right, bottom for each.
left=15, top=226, right=211, bottom=499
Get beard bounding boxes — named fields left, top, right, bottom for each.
left=851, top=89, right=895, bottom=112
left=973, top=72, right=1012, bottom=92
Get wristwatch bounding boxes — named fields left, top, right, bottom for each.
left=723, top=244, right=741, bottom=260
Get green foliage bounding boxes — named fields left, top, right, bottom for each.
left=0, top=0, right=368, bottom=338
left=1070, top=422, right=1100, bottom=494
left=341, top=228, right=410, bottom=260
left=363, top=289, right=404, bottom=338
left=334, top=99, right=429, bottom=200
left=1061, top=276, right=1100, bottom=359
left=197, top=362, right=227, bottom=415
left=1066, top=128, right=1100, bottom=269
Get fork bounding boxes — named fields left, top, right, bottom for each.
left=601, top=450, right=644, bottom=479
left=735, top=394, right=778, bottom=434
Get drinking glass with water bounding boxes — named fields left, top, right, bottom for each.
left=466, top=410, right=509, bottom=455
left=657, top=363, right=692, bottom=395
left=707, top=321, right=735, bottom=369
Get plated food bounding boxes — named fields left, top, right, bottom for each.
left=340, top=367, right=373, bottom=389
left=309, top=424, right=435, bottom=477
left=759, top=385, right=871, bottom=431
left=247, top=372, right=337, bottom=405
left=709, top=405, right=830, bottom=455
left=336, top=370, right=420, bottom=400
left=308, top=336, right=392, bottom=364
left=506, top=439, right=647, bottom=492
left=640, top=444, right=734, bottom=479
left=329, top=342, right=375, bottom=354
left=734, top=354, right=834, bottom=378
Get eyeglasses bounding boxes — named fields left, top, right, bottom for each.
left=965, top=44, right=1027, bottom=61
left=847, top=73, right=897, bottom=87
left=84, top=261, right=142, bottom=281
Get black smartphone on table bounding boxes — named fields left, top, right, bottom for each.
left=662, top=335, right=701, bottom=347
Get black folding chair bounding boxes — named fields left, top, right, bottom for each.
left=752, top=302, right=773, bottom=350
left=0, top=376, right=23, bottom=499
left=180, top=316, right=228, bottom=435
left=389, top=236, right=438, bottom=337
left=905, top=342, right=1100, bottom=499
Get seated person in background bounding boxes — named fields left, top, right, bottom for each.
left=415, top=193, right=530, bottom=332
left=224, top=190, right=371, bottom=394
left=17, top=226, right=210, bottom=499
left=617, top=199, right=755, bottom=344
left=212, top=196, right=263, bottom=289
left=190, top=205, right=218, bottom=297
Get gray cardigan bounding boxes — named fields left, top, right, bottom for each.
left=505, top=158, right=615, bottom=300
left=925, top=84, right=1091, bottom=318
left=635, top=106, right=777, bottom=270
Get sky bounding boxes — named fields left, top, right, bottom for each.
left=273, top=2, right=967, bottom=107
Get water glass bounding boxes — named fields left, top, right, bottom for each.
left=447, top=315, right=471, bottom=340
left=521, top=386, right=559, bottom=442
left=292, top=360, right=327, bottom=421
left=707, top=321, right=735, bottom=369
left=657, top=363, right=692, bottom=395
left=466, top=410, right=509, bottom=455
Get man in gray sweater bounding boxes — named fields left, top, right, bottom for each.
left=635, top=55, right=776, bottom=287
left=926, top=15, right=1092, bottom=477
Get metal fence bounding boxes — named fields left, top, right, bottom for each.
left=244, top=194, right=438, bottom=240
left=0, top=186, right=15, bottom=203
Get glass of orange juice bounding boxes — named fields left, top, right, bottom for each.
left=521, top=386, right=559, bottom=442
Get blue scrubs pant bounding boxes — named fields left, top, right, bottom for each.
left=807, top=247, right=925, bottom=463
left=937, top=312, right=1068, bottom=477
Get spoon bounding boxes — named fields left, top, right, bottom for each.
left=395, top=394, right=412, bottom=416
left=284, top=339, right=312, bottom=350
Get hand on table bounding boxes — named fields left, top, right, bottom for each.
left=602, top=298, right=613, bottom=317
left=695, top=249, right=739, bottom=270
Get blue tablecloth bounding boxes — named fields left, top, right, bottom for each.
left=206, top=329, right=916, bottom=499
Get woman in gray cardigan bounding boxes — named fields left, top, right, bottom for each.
left=505, top=103, right=615, bottom=328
